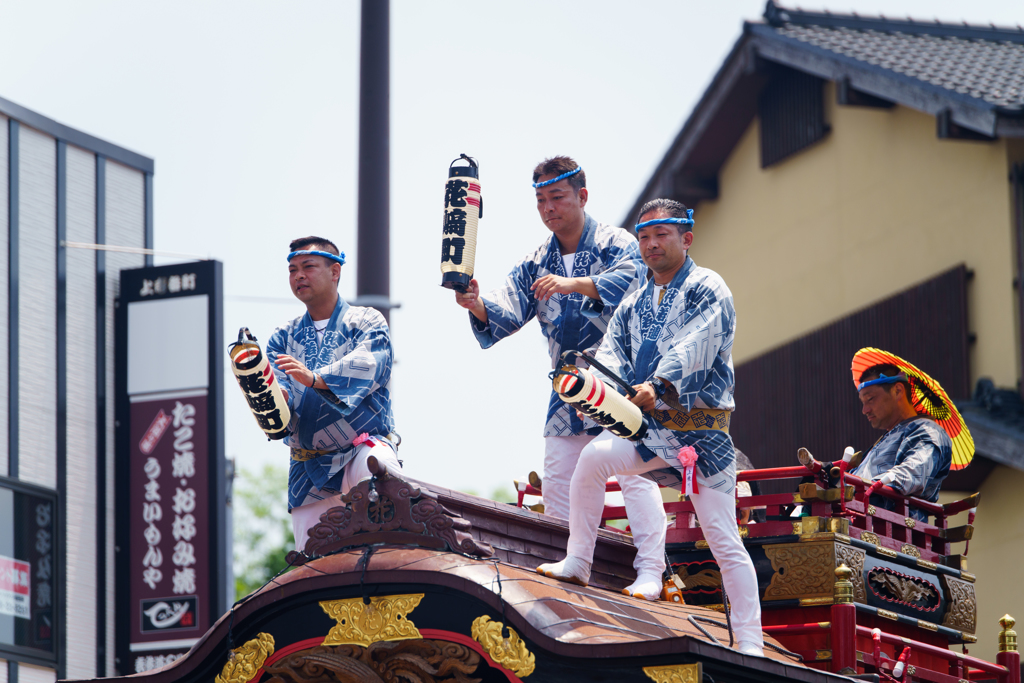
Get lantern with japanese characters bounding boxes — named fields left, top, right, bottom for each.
left=228, top=327, right=291, bottom=440
left=552, top=364, right=648, bottom=440
left=440, top=154, right=482, bottom=292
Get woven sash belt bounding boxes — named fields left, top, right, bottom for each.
left=290, top=447, right=336, bottom=462
left=650, top=407, right=731, bottom=434
left=289, top=433, right=401, bottom=462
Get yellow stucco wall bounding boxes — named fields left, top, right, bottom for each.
left=683, top=85, right=1023, bottom=661
left=940, top=469, right=1024, bottom=664
left=690, top=82, right=1019, bottom=388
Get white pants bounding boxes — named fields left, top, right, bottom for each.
left=291, top=439, right=403, bottom=551
left=544, top=432, right=663, bottom=577
left=568, top=432, right=762, bottom=645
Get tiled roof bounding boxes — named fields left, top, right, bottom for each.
left=775, top=23, right=1024, bottom=110
left=622, top=3, right=1024, bottom=224
left=762, top=2, right=1024, bottom=113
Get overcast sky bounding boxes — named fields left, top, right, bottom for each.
left=1, top=0, right=1020, bottom=498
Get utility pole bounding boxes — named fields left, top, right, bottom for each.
left=355, top=0, right=394, bottom=323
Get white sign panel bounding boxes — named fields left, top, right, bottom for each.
left=127, top=295, right=210, bottom=396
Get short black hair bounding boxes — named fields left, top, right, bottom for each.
left=532, top=156, right=586, bottom=194
left=637, top=198, right=691, bottom=234
left=859, top=363, right=912, bottom=402
left=289, top=236, right=340, bottom=255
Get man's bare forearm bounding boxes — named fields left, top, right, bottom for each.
left=574, top=277, right=600, bottom=301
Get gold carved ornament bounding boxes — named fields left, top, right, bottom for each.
left=471, top=616, right=535, bottom=678
left=941, top=576, right=977, bottom=635
left=1000, top=615, right=1017, bottom=653
left=860, top=531, right=880, bottom=546
left=216, top=633, right=275, bottom=683
left=836, top=544, right=867, bottom=603
left=676, top=565, right=722, bottom=591
left=643, top=662, right=702, bottom=683
left=763, top=543, right=834, bottom=600
left=834, top=564, right=854, bottom=604
left=320, top=594, right=423, bottom=647
left=901, top=544, right=921, bottom=558
left=262, top=640, right=481, bottom=683
left=869, top=570, right=938, bottom=606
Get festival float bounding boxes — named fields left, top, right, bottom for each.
left=64, top=347, right=1019, bottom=683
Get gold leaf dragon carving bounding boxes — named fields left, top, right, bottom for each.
left=676, top=565, right=722, bottom=591
left=643, top=663, right=701, bottom=683
left=869, top=570, right=937, bottom=607
left=471, top=616, right=535, bottom=677
left=216, top=632, right=275, bottom=683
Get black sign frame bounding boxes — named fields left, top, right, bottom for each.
left=0, top=474, right=61, bottom=668
left=114, top=260, right=225, bottom=674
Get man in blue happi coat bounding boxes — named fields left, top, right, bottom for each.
left=852, top=364, right=952, bottom=521
left=268, top=236, right=402, bottom=550
left=537, top=198, right=764, bottom=657
left=453, top=156, right=665, bottom=595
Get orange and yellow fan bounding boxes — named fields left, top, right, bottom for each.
left=851, top=347, right=974, bottom=470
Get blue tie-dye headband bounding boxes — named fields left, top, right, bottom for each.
left=857, top=372, right=909, bottom=392
left=636, top=209, right=694, bottom=231
left=287, top=249, right=346, bottom=265
left=533, top=166, right=583, bottom=188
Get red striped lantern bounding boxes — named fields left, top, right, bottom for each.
left=440, top=154, right=482, bottom=293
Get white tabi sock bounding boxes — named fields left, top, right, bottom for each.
left=622, top=573, right=663, bottom=601
left=737, top=641, right=765, bottom=657
left=536, top=555, right=591, bottom=587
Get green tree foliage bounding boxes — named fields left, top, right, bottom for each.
left=233, top=463, right=294, bottom=600
left=460, top=485, right=516, bottom=504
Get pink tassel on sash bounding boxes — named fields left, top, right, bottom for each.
left=679, top=445, right=700, bottom=495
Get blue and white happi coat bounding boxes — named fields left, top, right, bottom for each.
left=471, top=214, right=642, bottom=437
left=266, top=298, right=396, bottom=510
left=850, top=417, right=951, bottom=520
left=591, top=256, right=739, bottom=494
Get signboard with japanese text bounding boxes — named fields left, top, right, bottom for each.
left=0, top=556, right=31, bottom=619
left=115, top=261, right=225, bottom=674
left=0, top=479, right=59, bottom=661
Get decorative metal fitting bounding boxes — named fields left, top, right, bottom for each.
left=834, top=564, right=854, bottom=604
left=999, top=614, right=1017, bottom=653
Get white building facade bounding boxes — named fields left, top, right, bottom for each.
left=0, top=96, right=152, bottom=683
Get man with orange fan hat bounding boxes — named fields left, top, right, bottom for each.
left=850, top=348, right=974, bottom=521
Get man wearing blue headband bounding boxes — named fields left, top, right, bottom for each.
left=453, top=156, right=664, bottom=596
left=851, top=364, right=951, bottom=520
left=267, top=236, right=402, bottom=550
left=538, top=197, right=764, bottom=657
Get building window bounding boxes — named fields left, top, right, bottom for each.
left=0, top=477, right=59, bottom=663
left=759, top=66, right=829, bottom=168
